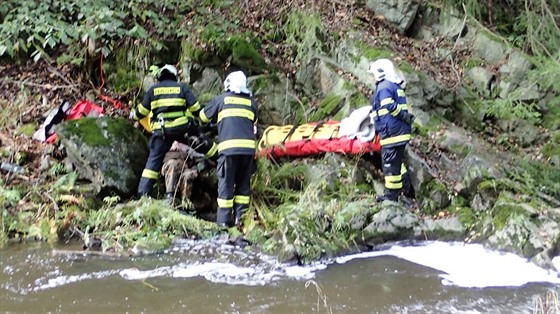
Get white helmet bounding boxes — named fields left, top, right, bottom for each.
left=367, top=59, right=396, bottom=82
left=224, top=71, right=251, bottom=95
left=158, top=64, right=178, bottom=80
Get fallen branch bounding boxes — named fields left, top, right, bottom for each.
left=52, top=249, right=135, bottom=258
left=0, top=78, right=80, bottom=90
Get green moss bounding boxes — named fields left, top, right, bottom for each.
left=418, top=179, right=448, bottom=215
left=16, top=123, right=36, bottom=136
left=461, top=58, right=486, bottom=70
left=104, top=47, right=142, bottom=94
left=398, top=61, right=415, bottom=74
left=448, top=143, right=471, bottom=158
left=415, top=115, right=443, bottom=137
left=354, top=40, right=393, bottom=61
left=230, top=36, right=267, bottom=70
left=58, top=117, right=147, bottom=148
left=181, top=40, right=206, bottom=63
left=61, top=118, right=110, bottom=147
left=310, top=93, right=343, bottom=121
left=542, top=132, right=560, bottom=158
left=491, top=192, right=527, bottom=230
left=456, top=207, right=477, bottom=227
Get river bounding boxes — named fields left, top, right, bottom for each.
left=2, top=240, right=559, bottom=313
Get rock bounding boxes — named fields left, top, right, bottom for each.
left=439, top=129, right=473, bottom=158
left=365, top=0, right=420, bottom=33
left=417, top=216, right=466, bottom=241
left=191, top=67, right=223, bottom=98
left=405, top=148, right=436, bottom=196
left=363, top=202, right=420, bottom=245
left=466, top=67, right=495, bottom=96
left=472, top=32, right=508, bottom=64
left=56, top=117, right=149, bottom=197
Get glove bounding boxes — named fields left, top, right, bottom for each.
left=148, top=65, right=160, bottom=76
left=402, top=113, right=415, bottom=124
left=129, top=109, right=136, bottom=120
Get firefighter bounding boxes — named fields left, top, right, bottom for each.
left=199, top=71, right=258, bottom=228
left=131, top=64, right=218, bottom=197
left=368, top=59, right=415, bottom=202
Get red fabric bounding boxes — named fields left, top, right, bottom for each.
left=259, top=135, right=381, bottom=159
left=45, top=100, right=105, bottom=144
left=66, top=100, right=104, bottom=120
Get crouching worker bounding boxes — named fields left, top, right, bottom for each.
left=161, top=141, right=199, bottom=204
left=131, top=64, right=218, bottom=197
left=199, top=71, right=258, bottom=228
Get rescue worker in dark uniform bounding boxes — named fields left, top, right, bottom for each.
left=368, top=59, right=415, bottom=202
left=199, top=71, right=258, bottom=228
left=131, top=64, right=218, bottom=197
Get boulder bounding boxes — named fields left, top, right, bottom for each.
left=56, top=117, right=149, bottom=197
left=365, top=0, right=420, bottom=33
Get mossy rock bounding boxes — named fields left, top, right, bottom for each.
left=230, top=37, right=267, bottom=71
left=354, top=40, right=393, bottom=61
left=56, top=117, right=149, bottom=197
left=418, top=179, right=450, bottom=215
left=309, top=93, right=344, bottom=121
left=542, top=131, right=560, bottom=160
left=491, top=192, right=528, bottom=230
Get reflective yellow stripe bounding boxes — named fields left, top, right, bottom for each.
left=217, top=108, right=254, bottom=123
left=159, top=111, right=185, bottom=118
left=200, top=110, right=210, bottom=123
left=153, top=87, right=180, bottom=95
left=372, top=108, right=389, bottom=117
left=224, top=96, right=252, bottom=106
left=205, top=142, right=217, bottom=158
left=142, top=169, right=159, bottom=179
left=188, top=101, right=201, bottom=112
left=218, top=198, right=234, bottom=208
left=391, top=105, right=402, bottom=116
left=401, top=163, right=407, bottom=175
left=397, top=89, right=406, bottom=97
left=372, top=104, right=408, bottom=118
left=218, top=139, right=256, bottom=151
left=137, top=104, right=150, bottom=116
left=385, top=174, right=403, bottom=189
left=234, top=195, right=250, bottom=204
left=380, top=98, right=394, bottom=106
left=385, top=174, right=402, bottom=182
left=151, top=116, right=189, bottom=130
left=380, top=134, right=411, bottom=146
left=385, top=181, right=403, bottom=189
left=151, top=98, right=186, bottom=109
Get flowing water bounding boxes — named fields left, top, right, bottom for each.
left=2, top=239, right=559, bottom=313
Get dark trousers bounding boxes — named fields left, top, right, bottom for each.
left=381, top=144, right=411, bottom=201
left=216, top=154, right=255, bottom=227
left=137, top=128, right=216, bottom=196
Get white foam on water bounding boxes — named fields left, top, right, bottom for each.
left=118, top=261, right=322, bottom=286
left=24, top=241, right=560, bottom=291
left=335, top=242, right=560, bottom=288
left=553, top=256, right=560, bottom=273
left=32, top=270, right=119, bottom=292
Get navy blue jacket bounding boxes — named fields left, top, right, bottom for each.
left=200, top=92, right=258, bottom=156
left=370, top=80, right=411, bottom=147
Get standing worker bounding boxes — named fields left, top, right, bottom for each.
left=368, top=59, right=415, bottom=202
left=131, top=64, right=218, bottom=197
left=199, top=71, right=258, bottom=228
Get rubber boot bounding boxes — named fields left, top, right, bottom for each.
left=376, top=189, right=400, bottom=202
left=164, top=192, right=174, bottom=205
left=216, top=207, right=232, bottom=228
